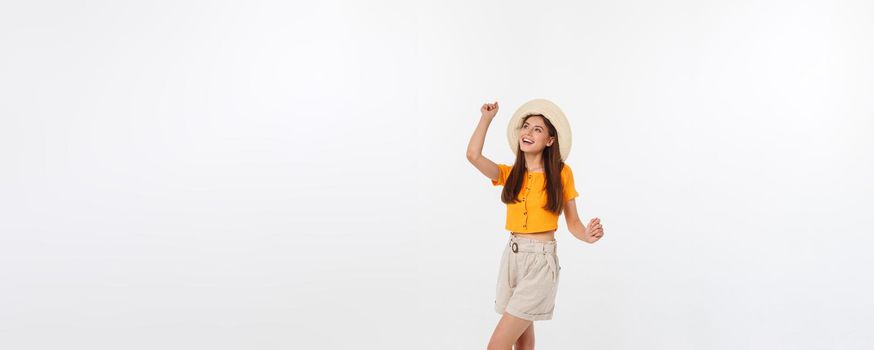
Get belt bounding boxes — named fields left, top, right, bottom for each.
left=509, top=239, right=556, bottom=254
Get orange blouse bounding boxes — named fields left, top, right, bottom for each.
left=491, top=163, right=579, bottom=233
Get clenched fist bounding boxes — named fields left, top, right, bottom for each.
left=481, top=101, right=499, bottom=119
left=584, top=218, right=604, bottom=243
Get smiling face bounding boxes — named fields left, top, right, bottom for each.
left=518, top=115, right=556, bottom=155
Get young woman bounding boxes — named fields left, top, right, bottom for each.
left=466, top=99, right=605, bottom=350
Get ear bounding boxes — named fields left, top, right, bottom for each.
left=546, top=137, right=555, bottom=147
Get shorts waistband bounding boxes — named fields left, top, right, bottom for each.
left=508, top=235, right=556, bottom=254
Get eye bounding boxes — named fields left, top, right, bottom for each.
left=535, top=128, right=542, bottom=133
left=522, top=124, right=528, bottom=129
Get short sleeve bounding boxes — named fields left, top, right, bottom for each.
left=561, top=164, right=579, bottom=202
left=491, top=164, right=512, bottom=186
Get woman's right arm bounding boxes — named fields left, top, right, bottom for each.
left=466, top=101, right=500, bottom=181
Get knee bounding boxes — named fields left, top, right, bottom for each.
left=515, top=339, right=535, bottom=350
left=515, top=333, right=535, bottom=350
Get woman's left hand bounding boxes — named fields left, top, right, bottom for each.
left=584, top=218, right=604, bottom=243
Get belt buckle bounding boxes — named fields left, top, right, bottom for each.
left=511, top=242, right=518, bottom=253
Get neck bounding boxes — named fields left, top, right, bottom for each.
left=523, top=152, right=544, bottom=171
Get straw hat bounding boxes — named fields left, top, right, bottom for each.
left=506, top=98, right=572, bottom=161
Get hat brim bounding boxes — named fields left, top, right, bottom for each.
left=506, top=98, right=572, bottom=161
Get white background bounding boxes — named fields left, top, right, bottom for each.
left=2, top=0, right=873, bottom=349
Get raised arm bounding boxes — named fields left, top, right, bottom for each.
left=466, top=101, right=500, bottom=181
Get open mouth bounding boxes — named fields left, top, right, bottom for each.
left=521, top=137, right=534, bottom=145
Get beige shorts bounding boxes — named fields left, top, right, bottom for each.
left=494, top=234, right=561, bottom=321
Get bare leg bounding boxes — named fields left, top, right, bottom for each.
left=515, top=323, right=535, bottom=350
left=487, top=312, right=533, bottom=350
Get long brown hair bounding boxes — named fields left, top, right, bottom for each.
left=501, top=114, right=566, bottom=215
